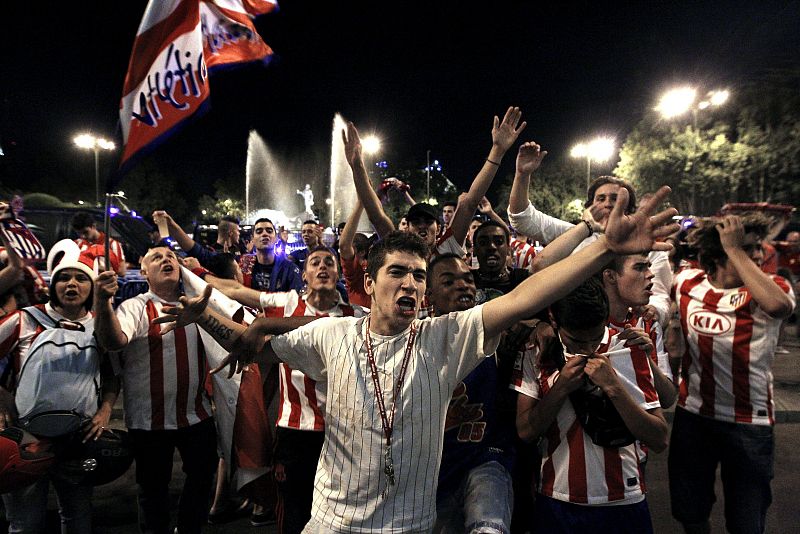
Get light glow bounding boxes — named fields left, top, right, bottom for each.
left=655, top=87, right=697, bottom=118
left=362, top=135, right=381, bottom=155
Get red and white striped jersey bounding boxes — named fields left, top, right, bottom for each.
left=673, top=268, right=796, bottom=425
left=260, top=291, right=367, bottom=431
left=608, top=315, right=672, bottom=381
left=511, top=327, right=660, bottom=505
left=75, top=231, right=126, bottom=267
left=510, top=238, right=536, bottom=271
left=114, top=291, right=212, bottom=431
left=0, top=304, right=92, bottom=384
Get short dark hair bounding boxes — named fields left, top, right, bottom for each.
left=304, top=246, right=339, bottom=275
left=473, top=220, right=510, bottom=243
left=587, top=176, right=637, bottom=214
left=253, top=217, right=274, bottom=228
left=49, top=276, right=94, bottom=313
left=220, top=215, right=240, bottom=225
left=688, top=213, right=771, bottom=276
left=366, top=231, right=429, bottom=281
left=442, top=201, right=457, bottom=209
left=302, top=220, right=319, bottom=227
left=550, top=278, right=609, bottom=331
left=427, top=253, right=467, bottom=283
left=71, top=212, right=96, bottom=231
left=205, top=253, right=239, bottom=280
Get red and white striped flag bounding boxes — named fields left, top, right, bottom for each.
left=118, top=0, right=277, bottom=176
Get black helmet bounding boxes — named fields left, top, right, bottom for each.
left=51, top=428, right=134, bottom=486
left=0, top=427, right=57, bottom=493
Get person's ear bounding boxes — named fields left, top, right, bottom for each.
left=364, top=273, right=374, bottom=296
left=603, top=268, right=617, bottom=286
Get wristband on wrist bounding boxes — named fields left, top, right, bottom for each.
left=191, top=267, right=211, bottom=279
left=581, top=219, right=594, bottom=237
left=486, top=158, right=501, bottom=166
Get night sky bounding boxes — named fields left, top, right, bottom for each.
left=2, top=1, right=799, bottom=205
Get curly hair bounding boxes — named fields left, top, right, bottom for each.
left=687, top=213, right=771, bottom=276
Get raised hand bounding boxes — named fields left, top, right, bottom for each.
left=94, top=270, right=119, bottom=301
left=211, top=329, right=271, bottom=379
left=603, top=186, right=679, bottom=255
left=342, top=121, right=363, bottom=166
left=477, top=197, right=493, bottom=214
left=515, top=141, right=547, bottom=176
left=716, top=215, right=746, bottom=253
left=492, top=107, right=527, bottom=153
left=583, top=205, right=605, bottom=233
left=153, top=285, right=212, bottom=335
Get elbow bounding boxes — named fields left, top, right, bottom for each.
left=648, top=436, right=669, bottom=454
left=516, top=417, right=539, bottom=444
left=764, top=300, right=794, bottom=320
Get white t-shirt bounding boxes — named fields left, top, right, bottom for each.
left=270, top=305, right=499, bottom=533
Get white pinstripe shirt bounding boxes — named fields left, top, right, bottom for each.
left=270, top=304, right=498, bottom=533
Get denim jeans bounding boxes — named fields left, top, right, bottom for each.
left=433, top=460, right=514, bottom=534
left=2, top=476, right=93, bottom=534
left=668, top=408, right=774, bottom=534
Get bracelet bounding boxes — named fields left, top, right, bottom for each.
left=486, top=158, right=501, bottom=166
left=191, top=267, right=211, bottom=280
left=581, top=219, right=594, bottom=237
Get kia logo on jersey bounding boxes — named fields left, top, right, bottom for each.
left=688, top=311, right=732, bottom=335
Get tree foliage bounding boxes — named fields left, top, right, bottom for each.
left=615, top=69, right=800, bottom=216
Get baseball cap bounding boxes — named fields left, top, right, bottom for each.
left=405, top=203, right=438, bottom=223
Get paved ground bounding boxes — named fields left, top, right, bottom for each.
left=4, top=326, right=799, bottom=533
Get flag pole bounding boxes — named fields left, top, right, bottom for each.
left=103, top=193, right=111, bottom=273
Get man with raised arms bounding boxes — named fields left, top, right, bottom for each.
left=157, top=174, right=677, bottom=532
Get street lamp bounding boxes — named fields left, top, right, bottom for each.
left=570, top=136, right=616, bottom=189
left=656, top=87, right=730, bottom=127
left=73, top=133, right=116, bottom=206
left=361, top=135, right=381, bottom=155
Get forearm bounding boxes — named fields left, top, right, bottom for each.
left=509, top=171, right=531, bottom=214
left=251, top=315, right=319, bottom=334
left=605, top=384, right=668, bottom=452
left=167, top=218, right=196, bottom=251
left=517, top=387, right=568, bottom=443
left=350, top=157, right=394, bottom=237
left=650, top=362, right=678, bottom=408
left=485, top=209, right=508, bottom=230
left=339, top=201, right=364, bottom=260
left=532, top=221, right=592, bottom=273
left=94, top=299, right=128, bottom=351
left=196, top=308, right=247, bottom=351
left=203, top=275, right=262, bottom=309
left=484, top=238, right=613, bottom=337
left=728, top=251, right=794, bottom=318
left=450, top=147, right=507, bottom=243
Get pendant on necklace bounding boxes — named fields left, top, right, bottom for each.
left=384, top=446, right=396, bottom=486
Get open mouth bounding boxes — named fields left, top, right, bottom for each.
left=162, top=265, right=174, bottom=273
left=397, top=296, right=416, bottom=313
left=64, top=290, right=79, bottom=298
left=316, top=273, right=330, bottom=281
left=457, top=294, right=474, bottom=306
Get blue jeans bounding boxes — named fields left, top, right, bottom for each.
left=668, top=408, right=774, bottom=534
left=434, top=460, right=514, bottom=534
left=2, top=475, right=93, bottom=534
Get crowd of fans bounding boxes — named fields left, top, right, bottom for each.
left=0, top=105, right=798, bottom=534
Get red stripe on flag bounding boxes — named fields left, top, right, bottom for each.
left=174, top=325, right=190, bottom=427
left=122, top=0, right=201, bottom=95
left=566, top=420, right=588, bottom=503
left=732, top=298, right=754, bottom=422
left=603, top=446, right=625, bottom=502
left=146, top=300, right=165, bottom=430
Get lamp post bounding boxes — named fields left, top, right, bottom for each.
left=570, top=136, right=616, bottom=189
left=73, top=133, right=115, bottom=206
left=656, top=87, right=731, bottom=210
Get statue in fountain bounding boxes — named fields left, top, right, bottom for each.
left=296, top=184, right=315, bottom=215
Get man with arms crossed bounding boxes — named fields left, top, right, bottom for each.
left=156, top=185, right=677, bottom=532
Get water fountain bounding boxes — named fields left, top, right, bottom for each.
left=244, top=116, right=370, bottom=234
